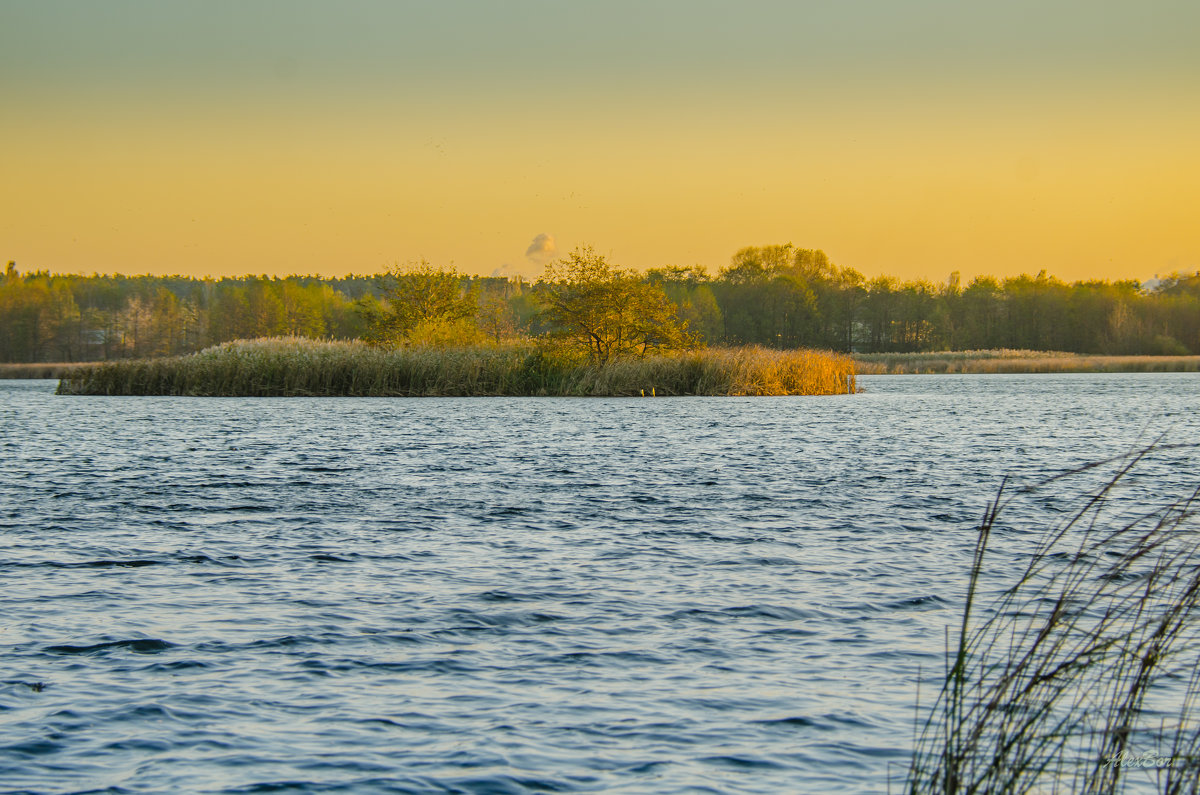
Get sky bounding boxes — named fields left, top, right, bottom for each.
left=2, top=1, right=1198, bottom=283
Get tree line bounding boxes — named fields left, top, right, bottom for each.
left=3, top=247, right=1199, bottom=363
left=649, top=245, right=1200, bottom=356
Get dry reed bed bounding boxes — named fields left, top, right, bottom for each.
left=55, top=337, right=857, bottom=397
left=907, top=446, right=1200, bottom=794
left=855, top=350, right=1200, bottom=374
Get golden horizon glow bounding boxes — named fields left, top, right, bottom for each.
left=3, top=2, right=1198, bottom=284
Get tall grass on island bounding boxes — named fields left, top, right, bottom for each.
left=856, top=349, right=1200, bottom=374
left=56, top=337, right=856, bottom=397
left=906, top=446, right=1200, bottom=794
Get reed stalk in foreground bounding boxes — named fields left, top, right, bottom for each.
left=55, top=337, right=857, bottom=397
left=906, top=445, right=1200, bottom=794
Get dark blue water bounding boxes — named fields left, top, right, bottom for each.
left=2, top=374, right=1198, bottom=793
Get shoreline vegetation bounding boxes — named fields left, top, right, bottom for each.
left=854, top=349, right=1200, bottom=374
left=51, top=249, right=858, bottom=398
left=2, top=362, right=103, bottom=379
left=6, top=246, right=1200, bottom=368
left=16, top=349, right=1200, bottom=382
left=54, top=338, right=857, bottom=397
left=12, top=247, right=1200, bottom=390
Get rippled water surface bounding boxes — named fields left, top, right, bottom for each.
left=2, top=374, right=1199, bottom=793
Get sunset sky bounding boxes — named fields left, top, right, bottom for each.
left=3, top=1, right=1197, bottom=283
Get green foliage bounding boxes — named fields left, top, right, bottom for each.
left=715, top=245, right=825, bottom=347
left=404, top=316, right=489, bottom=347
left=363, top=261, right=478, bottom=347
left=0, top=265, right=81, bottom=362
left=5, top=252, right=1200, bottom=363
left=538, top=247, right=695, bottom=362
left=648, top=266, right=724, bottom=344
left=0, top=266, right=365, bottom=362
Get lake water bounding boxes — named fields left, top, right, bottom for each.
left=2, top=374, right=1198, bottom=794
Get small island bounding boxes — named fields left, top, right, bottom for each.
left=54, top=337, right=855, bottom=397
left=55, top=249, right=855, bottom=397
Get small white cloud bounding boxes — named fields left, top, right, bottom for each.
left=524, top=233, right=557, bottom=264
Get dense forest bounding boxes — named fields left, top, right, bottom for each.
left=3, top=246, right=1199, bottom=363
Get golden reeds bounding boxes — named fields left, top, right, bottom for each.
left=55, top=337, right=857, bottom=397
left=855, top=349, right=1200, bottom=374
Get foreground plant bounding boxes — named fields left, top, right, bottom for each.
left=907, top=446, right=1200, bottom=794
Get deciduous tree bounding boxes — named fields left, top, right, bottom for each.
left=538, top=247, right=695, bottom=362
left=363, top=261, right=478, bottom=346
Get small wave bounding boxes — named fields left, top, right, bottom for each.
left=335, top=658, right=482, bottom=675
left=537, top=649, right=671, bottom=666
left=474, top=589, right=530, bottom=602
left=175, top=553, right=246, bottom=566
left=137, top=659, right=212, bottom=672
left=819, top=710, right=883, bottom=729
left=443, top=609, right=568, bottom=629
left=697, top=754, right=788, bottom=770
left=100, top=738, right=172, bottom=753
left=664, top=604, right=815, bottom=622
left=487, top=506, right=530, bottom=517
left=620, top=760, right=671, bottom=774
left=473, top=589, right=580, bottom=603
left=751, top=715, right=823, bottom=728
left=196, top=631, right=420, bottom=654
left=242, top=634, right=320, bottom=650
left=442, top=774, right=577, bottom=793
left=709, top=556, right=797, bottom=567
left=44, top=638, right=174, bottom=655
left=1, top=738, right=64, bottom=757
left=881, top=594, right=949, bottom=610
left=759, top=626, right=819, bottom=637
left=214, top=504, right=276, bottom=513
left=5, top=558, right=165, bottom=570
left=71, top=558, right=162, bottom=568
